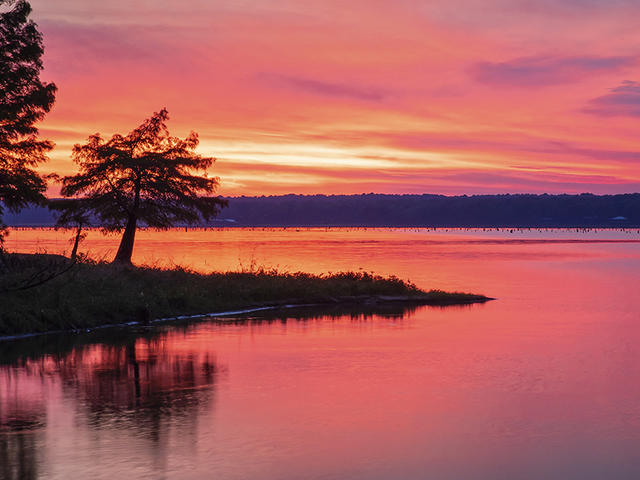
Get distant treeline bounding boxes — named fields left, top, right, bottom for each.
left=5, top=193, right=640, bottom=228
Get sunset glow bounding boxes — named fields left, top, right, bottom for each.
left=31, top=0, right=640, bottom=195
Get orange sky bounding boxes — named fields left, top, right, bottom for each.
left=30, top=0, right=640, bottom=195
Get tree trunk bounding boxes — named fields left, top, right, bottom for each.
left=113, top=215, right=137, bottom=264
left=114, top=179, right=141, bottom=265
left=70, top=226, right=82, bottom=261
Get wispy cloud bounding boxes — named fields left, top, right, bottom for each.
left=359, top=130, right=640, bottom=165
left=517, top=0, right=640, bottom=12
left=258, top=73, right=388, bottom=101
left=584, top=80, right=640, bottom=117
left=471, top=56, right=635, bottom=86
left=213, top=159, right=640, bottom=195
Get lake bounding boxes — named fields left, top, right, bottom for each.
left=2, top=227, right=640, bottom=479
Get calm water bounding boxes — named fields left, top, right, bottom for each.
left=2, top=228, right=640, bottom=479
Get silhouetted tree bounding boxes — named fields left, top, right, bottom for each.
left=49, top=198, right=92, bottom=260
left=0, top=0, right=56, bottom=244
left=60, top=109, right=227, bottom=264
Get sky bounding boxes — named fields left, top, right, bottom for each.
left=28, top=0, right=640, bottom=196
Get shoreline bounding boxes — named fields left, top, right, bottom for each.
left=0, top=294, right=494, bottom=343
left=1, top=253, right=493, bottom=339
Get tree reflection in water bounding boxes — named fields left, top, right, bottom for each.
left=0, top=330, right=220, bottom=478
left=0, top=391, right=43, bottom=480
left=0, top=303, right=424, bottom=478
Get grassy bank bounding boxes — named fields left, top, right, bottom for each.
left=0, top=254, right=491, bottom=336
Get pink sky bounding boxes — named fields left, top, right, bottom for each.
left=30, top=0, right=640, bottom=195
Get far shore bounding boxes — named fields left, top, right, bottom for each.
left=0, top=253, right=493, bottom=338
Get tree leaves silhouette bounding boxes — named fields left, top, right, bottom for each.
left=0, top=0, right=57, bottom=243
left=61, top=109, right=227, bottom=264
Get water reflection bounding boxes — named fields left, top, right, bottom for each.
left=226, top=302, right=430, bottom=323
left=0, top=329, right=221, bottom=479
left=0, top=383, right=43, bottom=480
left=0, top=304, right=427, bottom=479
left=60, top=341, right=217, bottom=433
left=0, top=432, right=39, bottom=480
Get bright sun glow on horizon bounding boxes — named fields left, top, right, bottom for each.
left=29, top=0, right=640, bottom=196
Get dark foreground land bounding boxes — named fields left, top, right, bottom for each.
left=0, top=254, right=491, bottom=337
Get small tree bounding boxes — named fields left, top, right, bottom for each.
left=0, top=0, right=57, bottom=244
left=60, top=109, right=227, bottom=264
left=49, top=198, right=92, bottom=261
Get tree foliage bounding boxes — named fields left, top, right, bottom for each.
left=61, top=108, right=227, bottom=263
left=0, top=0, right=57, bottom=240
left=212, top=193, right=640, bottom=227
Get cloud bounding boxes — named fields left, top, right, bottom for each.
left=39, top=19, right=202, bottom=79
left=214, top=159, right=640, bottom=196
left=228, top=127, right=640, bottom=167
left=418, top=0, right=640, bottom=27
left=518, top=0, right=640, bottom=11
left=471, top=56, right=635, bottom=86
left=584, top=80, right=640, bottom=117
left=258, top=73, right=387, bottom=101
left=359, top=130, right=640, bottom=165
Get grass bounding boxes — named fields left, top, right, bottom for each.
left=0, top=253, right=491, bottom=337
